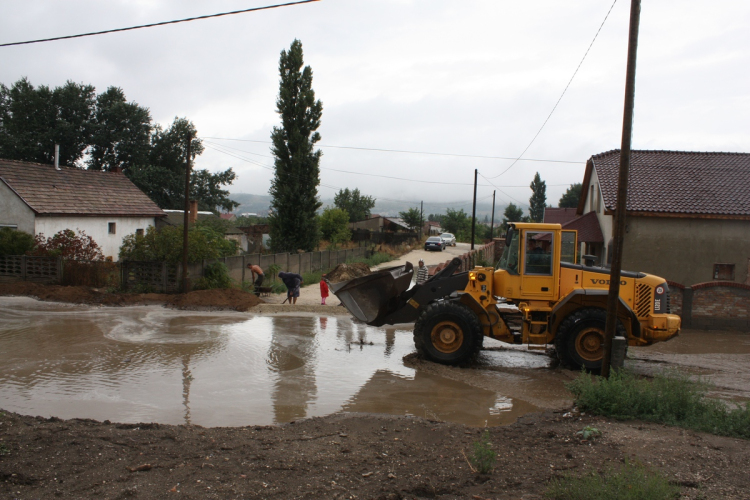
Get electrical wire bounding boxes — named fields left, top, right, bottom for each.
left=205, top=143, right=502, bottom=207
left=200, top=136, right=583, bottom=165
left=0, top=0, right=320, bottom=47
left=490, top=0, right=618, bottom=179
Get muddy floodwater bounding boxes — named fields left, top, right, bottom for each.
left=0, top=297, right=572, bottom=428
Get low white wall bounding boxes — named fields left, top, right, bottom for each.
left=35, top=216, right=155, bottom=261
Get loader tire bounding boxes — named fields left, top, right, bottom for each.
left=554, top=307, right=626, bottom=372
left=413, top=301, right=483, bottom=366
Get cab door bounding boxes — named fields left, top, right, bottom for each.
left=520, top=229, right=556, bottom=299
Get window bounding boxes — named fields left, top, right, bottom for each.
left=108, top=222, right=116, bottom=235
left=524, top=231, right=553, bottom=275
left=590, top=185, right=594, bottom=211
left=713, top=264, right=735, bottom=281
left=561, top=231, right=577, bottom=264
left=497, top=230, right=519, bottom=274
left=136, top=228, right=144, bottom=236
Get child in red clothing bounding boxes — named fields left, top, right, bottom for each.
left=320, top=275, right=329, bottom=305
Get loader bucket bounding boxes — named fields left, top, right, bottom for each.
left=329, top=262, right=414, bottom=325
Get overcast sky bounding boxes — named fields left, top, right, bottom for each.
left=2, top=0, right=748, bottom=212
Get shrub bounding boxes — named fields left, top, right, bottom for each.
left=567, top=370, right=750, bottom=439
left=545, top=459, right=678, bottom=500
left=119, top=225, right=235, bottom=264
left=469, top=430, right=496, bottom=474
left=32, top=229, right=104, bottom=260
left=194, top=262, right=233, bottom=290
left=319, top=207, right=352, bottom=245
left=0, top=228, right=36, bottom=256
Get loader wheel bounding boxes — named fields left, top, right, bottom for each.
left=413, top=301, right=483, bottom=366
left=554, top=308, right=626, bottom=372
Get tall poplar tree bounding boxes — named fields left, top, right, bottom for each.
left=528, top=172, right=547, bottom=222
left=268, top=39, right=323, bottom=252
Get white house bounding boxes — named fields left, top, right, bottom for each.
left=0, top=159, right=165, bottom=260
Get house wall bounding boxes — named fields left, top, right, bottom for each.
left=35, top=216, right=155, bottom=261
left=582, top=168, right=612, bottom=263
left=0, top=181, right=35, bottom=233
left=622, top=217, right=750, bottom=286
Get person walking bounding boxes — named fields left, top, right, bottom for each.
left=278, top=271, right=303, bottom=304
left=320, top=274, right=329, bottom=305
left=416, top=259, right=429, bottom=285
left=247, top=264, right=265, bottom=296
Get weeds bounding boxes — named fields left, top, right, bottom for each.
left=576, top=426, right=601, bottom=442
left=545, top=459, right=678, bottom=500
left=469, top=430, right=496, bottom=474
left=0, top=443, right=9, bottom=456
left=567, top=370, right=750, bottom=439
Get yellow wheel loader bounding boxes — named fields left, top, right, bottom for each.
left=331, top=223, right=681, bottom=371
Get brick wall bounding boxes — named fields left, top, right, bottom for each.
left=670, top=280, right=750, bottom=330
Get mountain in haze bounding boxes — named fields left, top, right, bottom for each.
left=228, top=192, right=525, bottom=221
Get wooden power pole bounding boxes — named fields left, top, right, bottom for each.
left=602, top=0, right=641, bottom=378
left=470, top=169, right=477, bottom=250
left=489, top=190, right=496, bottom=239
left=182, top=132, right=193, bottom=293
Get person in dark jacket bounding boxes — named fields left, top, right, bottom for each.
left=278, top=271, right=303, bottom=304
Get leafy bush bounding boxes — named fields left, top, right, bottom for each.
left=194, top=262, right=233, bottom=290
left=119, top=225, right=235, bottom=264
left=32, top=229, right=104, bottom=260
left=545, top=459, right=678, bottom=500
left=0, top=228, right=35, bottom=256
left=567, top=370, right=750, bottom=439
left=319, top=207, right=352, bottom=245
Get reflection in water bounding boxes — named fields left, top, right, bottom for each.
left=182, top=354, right=192, bottom=425
left=267, top=316, right=318, bottom=423
left=0, top=296, right=566, bottom=427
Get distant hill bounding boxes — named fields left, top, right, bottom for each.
left=228, top=192, right=525, bottom=221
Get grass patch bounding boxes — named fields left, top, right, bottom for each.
left=0, top=443, right=9, bottom=456
left=567, top=370, right=750, bottom=439
left=350, top=251, right=396, bottom=268
left=545, top=459, right=678, bottom=500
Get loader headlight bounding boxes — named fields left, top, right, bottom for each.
left=469, top=272, right=477, bottom=281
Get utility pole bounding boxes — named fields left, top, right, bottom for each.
left=182, top=131, right=193, bottom=293
left=489, top=190, right=496, bottom=239
left=420, top=201, right=423, bottom=241
left=602, top=0, right=641, bottom=378
left=470, top=169, right=477, bottom=250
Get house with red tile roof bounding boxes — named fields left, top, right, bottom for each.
left=0, top=159, right=165, bottom=260
left=576, top=150, right=750, bottom=286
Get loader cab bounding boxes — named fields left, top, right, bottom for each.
left=496, top=223, right=577, bottom=301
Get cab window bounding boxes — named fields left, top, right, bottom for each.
left=524, top=231, right=552, bottom=275
left=497, top=230, right=519, bottom=274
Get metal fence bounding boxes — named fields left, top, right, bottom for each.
left=0, top=255, right=62, bottom=283
left=121, top=261, right=180, bottom=293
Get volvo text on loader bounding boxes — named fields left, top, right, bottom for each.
left=330, top=223, right=681, bottom=371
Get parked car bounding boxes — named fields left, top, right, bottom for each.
left=440, top=233, right=456, bottom=246
left=424, top=236, right=445, bottom=251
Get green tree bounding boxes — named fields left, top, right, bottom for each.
left=528, top=172, right=547, bottom=222
left=442, top=208, right=471, bottom=235
left=0, top=228, right=36, bottom=256
left=268, top=39, right=323, bottom=253
left=319, top=207, right=351, bottom=245
left=428, top=213, right=445, bottom=224
left=334, top=188, right=376, bottom=222
left=501, top=203, right=527, bottom=231
left=87, top=86, right=152, bottom=172
left=399, top=207, right=423, bottom=234
left=119, top=225, right=235, bottom=264
left=31, top=229, right=104, bottom=260
left=0, top=78, right=95, bottom=167
left=127, top=117, right=239, bottom=213
left=559, top=182, right=583, bottom=208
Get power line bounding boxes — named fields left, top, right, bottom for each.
left=477, top=171, right=527, bottom=207
left=200, top=136, right=583, bottom=165
left=0, top=0, right=320, bottom=47
left=489, top=0, right=618, bottom=179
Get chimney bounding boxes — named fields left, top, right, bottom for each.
left=54, top=145, right=60, bottom=170
left=111, top=166, right=122, bottom=174
left=189, top=200, right=198, bottom=224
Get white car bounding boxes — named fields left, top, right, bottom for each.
left=440, top=233, right=456, bottom=246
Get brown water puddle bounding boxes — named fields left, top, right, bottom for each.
left=0, top=297, right=568, bottom=428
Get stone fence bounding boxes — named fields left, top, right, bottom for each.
left=668, top=281, right=750, bottom=330
left=0, top=255, right=62, bottom=283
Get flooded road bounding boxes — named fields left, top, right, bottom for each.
left=0, top=297, right=566, bottom=428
